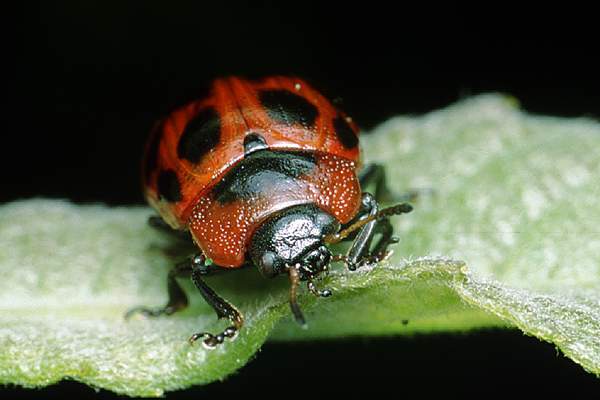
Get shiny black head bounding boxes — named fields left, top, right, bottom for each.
left=249, top=204, right=340, bottom=279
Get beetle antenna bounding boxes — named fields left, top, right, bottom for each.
left=288, top=266, right=306, bottom=326
left=324, top=203, right=413, bottom=244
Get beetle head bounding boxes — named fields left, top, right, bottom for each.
left=248, top=204, right=339, bottom=279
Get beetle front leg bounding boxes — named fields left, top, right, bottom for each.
left=188, top=254, right=244, bottom=349
left=359, top=163, right=433, bottom=203
left=344, top=193, right=399, bottom=271
left=345, top=193, right=378, bottom=270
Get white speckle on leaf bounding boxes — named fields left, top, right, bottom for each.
left=522, top=188, right=547, bottom=220
left=495, top=220, right=516, bottom=246
left=561, top=164, right=591, bottom=188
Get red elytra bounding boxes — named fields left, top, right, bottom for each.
left=143, top=76, right=362, bottom=267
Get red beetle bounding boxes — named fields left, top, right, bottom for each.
left=127, top=76, right=412, bottom=348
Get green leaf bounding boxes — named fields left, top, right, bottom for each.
left=1, top=95, right=598, bottom=396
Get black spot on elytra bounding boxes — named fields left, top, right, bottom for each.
left=259, top=90, right=318, bottom=129
left=143, top=120, right=165, bottom=183
left=157, top=169, right=182, bottom=202
left=177, top=107, right=221, bottom=164
left=212, top=151, right=316, bottom=204
left=333, top=116, right=358, bottom=149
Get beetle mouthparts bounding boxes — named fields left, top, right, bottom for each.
left=288, top=265, right=307, bottom=326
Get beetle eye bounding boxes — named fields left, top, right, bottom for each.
left=257, top=251, right=279, bottom=278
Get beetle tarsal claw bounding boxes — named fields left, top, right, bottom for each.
left=189, top=324, right=239, bottom=349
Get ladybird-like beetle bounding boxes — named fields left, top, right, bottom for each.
left=127, top=76, right=413, bottom=348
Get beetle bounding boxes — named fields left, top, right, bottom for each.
left=126, top=76, right=413, bottom=349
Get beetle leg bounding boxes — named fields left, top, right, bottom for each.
left=125, top=258, right=192, bottom=319
left=334, top=190, right=376, bottom=242
left=359, top=163, right=395, bottom=202
left=125, top=252, right=226, bottom=319
left=343, top=193, right=405, bottom=271
left=345, top=193, right=379, bottom=270
left=359, top=163, right=434, bottom=203
left=370, top=217, right=399, bottom=260
left=188, top=254, right=244, bottom=349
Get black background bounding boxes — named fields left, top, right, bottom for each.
left=6, top=2, right=599, bottom=397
